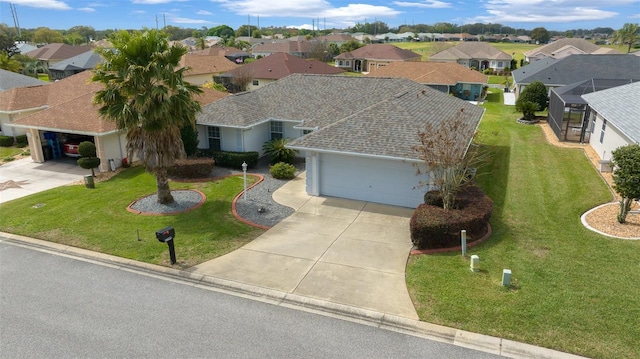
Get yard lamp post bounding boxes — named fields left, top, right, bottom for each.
left=242, top=161, right=248, bottom=200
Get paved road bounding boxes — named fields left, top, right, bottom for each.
left=0, top=242, right=501, bottom=358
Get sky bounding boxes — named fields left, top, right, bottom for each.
left=1, top=0, right=639, bottom=32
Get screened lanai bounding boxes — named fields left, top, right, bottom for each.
left=548, top=79, right=636, bottom=142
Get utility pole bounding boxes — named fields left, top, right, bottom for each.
left=10, top=3, right=21, bottom=38
left=155, top=14, right=158, bottom=30
left=248, top=15, right=251, bottom=38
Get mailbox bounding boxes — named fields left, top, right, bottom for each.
left=156, top=227, right=175, bottom=243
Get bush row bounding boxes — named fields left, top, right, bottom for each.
left=0, top=135, right=28, bottom=147
left=0, top=136, right=13, bottom=147
left=410, top=186, right=493, bottom=250
left=168, top=158, right=215, bottom=179
left=202, top=150, right=259, bottom=170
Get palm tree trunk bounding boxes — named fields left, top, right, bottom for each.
left=155, top=167, right=174, bottom=204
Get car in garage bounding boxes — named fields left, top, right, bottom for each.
left=62, top=134, right=94, bottom=157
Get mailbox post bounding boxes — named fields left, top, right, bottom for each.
left=156, top=226, right=176, bottom=265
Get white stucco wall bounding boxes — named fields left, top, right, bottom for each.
left=588, top=112, right=634, bottom=161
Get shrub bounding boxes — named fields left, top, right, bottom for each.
left=518, top=81, right=548, bottom=111
left=0, top=135, right=13, bottom=147
left=77, top=141, right=101, bottom=177
left=78, top=141, right=96, bottom=157
left=15, top=135, right=28, bottom=147
left=423, top=190, right=443, bottom=206
left=269, top=162, right=296, bottom=179
left=263, top=138, right=299, bottom=164
left=410, top=186, right=493, bottom=250
left=515, top=100, right=539, bottom=121
left=180, top=124, right=199, bottom=157
left=209, top=150, right=259, bottom=169
left=482, top=69, right=491, bottom=75
left=168, top=158, right=215, bottom=178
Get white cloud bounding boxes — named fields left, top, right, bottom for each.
left=131, top=10, right=146, bottom=14
left=132, top=0, right=187, bottom=4
left=168, top=15, right=212, bottom=25
left=471, top=0, right=622, bottom=23
left=78, top=7, right=96, bottom=12
left=197, top=10, right=213, bottom=15
left=392, top=0, right=452, bottom=9
left=3, top=0, right=71, bottom=10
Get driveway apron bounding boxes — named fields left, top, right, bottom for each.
left=187, top=172, right=419, bottom=320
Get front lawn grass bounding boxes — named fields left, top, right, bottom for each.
left=0, top=166, right=264, bottom=267
left=0, top=145, right=26, bottom=159
left=406, top=90, right=640, bottom=359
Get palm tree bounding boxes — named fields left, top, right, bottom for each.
left=91, top=29, right=202, bottom=204
left=612, top=23, right=639, bottom=54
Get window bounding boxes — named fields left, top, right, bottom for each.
left=599, top=119, right=607, bottom=143
left=345, top=61, right=350, bottom=66
left=338, top=60, right=343, bottom=66
left=302, top=129, right=313, bottom=135
left=270, top=121, right=283, bottom=140
left=497, top=61, right=503, bottom=68
left=252, top=80, right=259, bottom=86
left=208, top=126, right=221, bottom=151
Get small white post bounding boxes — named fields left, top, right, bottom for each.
left=461, top=230, right=467, bottom=256
left=502, top=269, right=512, bottom=286
left=242, top=161, right=248, bottom=200
left=470, top=255, right=479, bottom=272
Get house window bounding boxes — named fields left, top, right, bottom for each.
left=302, top=129, right=313, bottom=135
left=252, top=80, right=259, bottom=86
left=346, top=61, right=350, bottom=66
left=338, top=60, right=343, bottom=66
left=497, top=61, right=503, bottom=68
left=270, top=121, right=283, bottom=140
left=599, top=119, right=607, bottom=144
left=208, top=126, right=221, bottom=151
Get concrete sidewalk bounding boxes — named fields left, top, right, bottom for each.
left=186, top=172, right=419, bottom=319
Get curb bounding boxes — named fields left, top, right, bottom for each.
left=0, top=232, right=588, bottom=359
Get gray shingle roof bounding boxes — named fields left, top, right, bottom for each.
left=0, top=69, right=48, bottom=92
left=512, top=54, right=640, bottom=86
left=197, top=74, right=484, bottom=160
left=430, top=42, right=512, bottom=61
left=49, top=51, right=103, bottom=71
left=582, top=82, right=640, bottom=143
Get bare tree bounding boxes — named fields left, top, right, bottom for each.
left=230, top=65, right=253, bottom=93
left=412, top=108, right=488, bottom=210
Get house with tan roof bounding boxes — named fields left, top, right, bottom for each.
left=524, top=38, right=620, bottom=62
left=315, top=33, right=357, bottom=46
left=367, top=61, right=488, bottom=101
left=333, top=44, right=421, bottom=73
left=429, top=42, right=512, bottom=72
left=251, top=41, right=314, bottom=59
left=190, top=46, right=251, bottom=63
left=179, top=53, right=240, bottom=85
left=25, top=43, right=93, bottom=68
left=214, top=52, right=345, bottom=92
left=2, top=71, right=228, bottom=172
left=196, top=74, right=484, bottom=208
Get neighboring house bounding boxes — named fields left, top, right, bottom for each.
left=548, top=79, right=637, bottom=143
left=251, top=41, right=314, bottom=59
left=15, top=42, right=37, bottom=54
left=429, top=42, right=512, bottom=72
left=512, top=54, right=640, bottom=98
left=334, top=44, right=421, bottom=73
left=581, top=82, right=640, bottom=165
left=191, top=46, right=251, bottom=63
left=366, top=61, right=488, bottom=101
left=316, top=33, right=357, bottom=46
left=48, top=50, right=104, bottom=80
left=0, top=70, right=49, bottom=136
left=196, top=74, right=484, bottom=208
left=214, top=52, right=345, bottom=92
left=24, top=43, right=93, bottom=68
left=0, top=69, right=48, bottom=92
left=2, top=71, right=227, bottom=172
left=179, top=53, right=240, bottom=85
left=524, top=38, right=620, bottom=62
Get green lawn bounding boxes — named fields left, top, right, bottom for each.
left=406, top=90, right=640, bottom=359
left=0, top=166, right=264, bottom=267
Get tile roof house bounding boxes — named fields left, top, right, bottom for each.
left=315, top=33, right=357, bottom=46
left=429, top=42, right=512, bottom=72
left=24, top=43, right=93, bottom=68
left=196, top=74, right=484, bottom=207
left=190, top=46, right=251, bottom=63
left=524, top=38, right=620, bottom=62
left=366, top=61, right=488, bottom=101
left=3, top=71, right=228, bottom=172
left=0, top=69, right=48, bottom=92
left=582, top=82, right=640, bottom=163
left=251, top=41, right=315, bottom=59
left=48, top=50, right=104, bottom=80
left=511, top=54, right=640, bottom=98
left=333, top=44, right=421, bottom=73
left=214, top=52, right=345, bottom=92
left=179, top=53, right=240, bottom=85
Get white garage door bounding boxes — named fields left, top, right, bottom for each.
left=318, top=153, right=426, bottom=208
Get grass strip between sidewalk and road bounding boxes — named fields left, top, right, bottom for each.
left=0, top=167, right=263, bottom=267
left=406, top=90, right=640, bottom=359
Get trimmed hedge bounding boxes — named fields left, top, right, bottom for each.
left=0, top=135, right=14, bottom=147
left=209, top=150, right=259, bottom=170
left=269, top=162, right=296, bottom=179
left=410, top=186, right=493, bottom=250
left=15, top=135, right=28, bottom=147
left=168, top=158, right=215, bottom=178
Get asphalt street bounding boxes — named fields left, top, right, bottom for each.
left=0, top=241, right=502, bottom=358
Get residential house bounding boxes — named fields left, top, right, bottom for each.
left=429, top=42, right=512, bottom=72
left=179, top=53, right=240, bottom=85
left=3, top=71, right=227, bottom=172
left=214, top=52, right=345, bottom=92
left=334, top=44, right=421, bottom=73
left=196, top=74, right=484, bottom=208
left=512, top=54, right=640, bottom=98
left=0, top=70, right=49, bottom=136
left=366, top=61, right=488, bottom=101
left=316, top=33, right=357, bottom=46
left=582, top=82, right=640, bottom=166
left=48, top=50, right=104, bottom=80
left=24, top=43, right=93, bottom=69
left=251, top=41, right=315, bottom=59
left=0, top=69, right=47, bottom=92
left=524, top=38, right=620, bottom=62
left=191, top=46, right=251, bottom=63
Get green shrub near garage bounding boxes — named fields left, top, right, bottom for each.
left=269, top=162, right=296, bottom=179
left=15, top=135, right=28, bottom=147
left=0, top=135, right=14, bottom=147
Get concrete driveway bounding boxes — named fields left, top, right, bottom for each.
left=187, top=173, right=419, bottom=320
left=0, top=157, right=88, bottom=204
